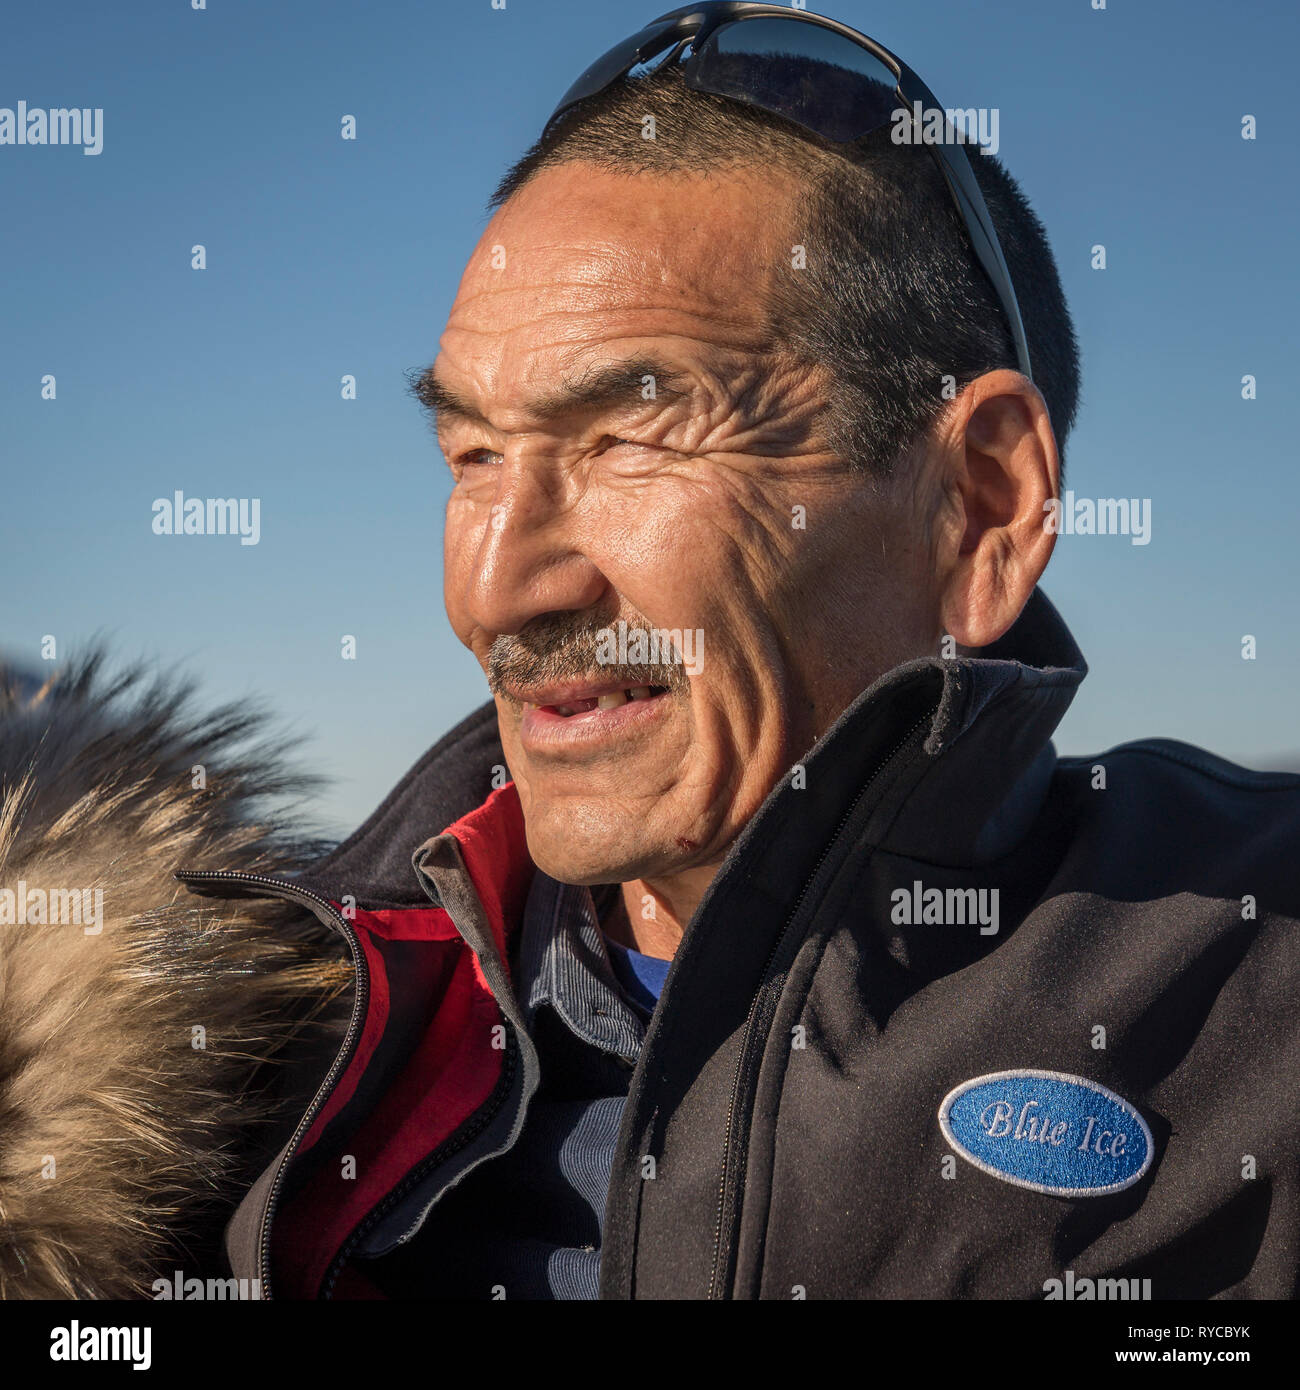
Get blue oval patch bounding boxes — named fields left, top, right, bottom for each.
left=938, top=1070, right=1154, bottom=1197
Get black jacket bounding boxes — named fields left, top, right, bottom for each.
left=180, top=589, right=1300, bottom=1299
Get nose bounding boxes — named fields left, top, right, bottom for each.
left=461, top=452, right=609, bottom=637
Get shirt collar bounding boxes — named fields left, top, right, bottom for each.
left=517, top=870, right=646, bottom=1063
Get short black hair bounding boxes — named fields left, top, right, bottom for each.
left=491, top=61, right=1079, bottom=479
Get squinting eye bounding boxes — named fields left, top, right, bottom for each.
left=458, top=448, right=502, bottom=468
left=592, top=435, right=641, bottom=457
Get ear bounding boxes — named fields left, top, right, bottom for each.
left=936, top=370, right=1060, bottom=648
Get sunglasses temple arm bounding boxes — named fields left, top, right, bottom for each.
left=937, top=155, right=1034, bottom=380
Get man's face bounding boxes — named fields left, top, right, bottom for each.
left=433, top=162, right=940, bottom=887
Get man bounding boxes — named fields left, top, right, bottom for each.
left=4, top=3, right=1297, bottom=1300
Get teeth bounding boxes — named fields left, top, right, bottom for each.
left=532, top=686, right=663, bottom=716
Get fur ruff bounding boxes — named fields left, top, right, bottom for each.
left=0, top=656, right=351, bottom=1298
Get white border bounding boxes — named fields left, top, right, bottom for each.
left=937, top=1068, right=1155, bottom=1198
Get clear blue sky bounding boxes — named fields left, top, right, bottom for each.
left=4, top=0, right=1297, bottom=837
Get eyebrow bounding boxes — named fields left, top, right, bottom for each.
left=409, top=355, right=691, bottom=431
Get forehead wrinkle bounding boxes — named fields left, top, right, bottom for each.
left=448, top=160, right=802, bottom=383
left=445, top=290, right=773, bottom=346
left=451, top=235, right=780, bottom=334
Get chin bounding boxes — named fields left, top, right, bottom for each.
left=522, top=813, right=631, bottom=887
left=520, top=802, right=680, bottom=888
left=525, top=839, right=635, bottom=888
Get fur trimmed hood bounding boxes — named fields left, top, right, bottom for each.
left=0, top=657, right=351, bottom=1299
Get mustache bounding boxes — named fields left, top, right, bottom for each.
left=487, top=609, right=693, bottom=702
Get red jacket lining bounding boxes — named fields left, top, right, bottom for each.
left=271, top=783, right=532, bottom=1298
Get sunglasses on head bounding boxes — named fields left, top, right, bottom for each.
left=546, top=1, right=1032, bottom=381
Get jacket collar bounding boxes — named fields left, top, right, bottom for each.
left=860, top=585, right=1085, bottom=866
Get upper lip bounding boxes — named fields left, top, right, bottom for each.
left=504, top=677, right=664, bottom=708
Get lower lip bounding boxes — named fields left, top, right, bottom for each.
left=519, top=692, right=672, bottom=753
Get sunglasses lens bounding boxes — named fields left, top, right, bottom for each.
left=549, top=18, right=684, bottom=126
left=691, top=17, right=899, bottom=143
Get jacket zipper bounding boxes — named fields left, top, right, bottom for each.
left=317, top=855, right=530, bottom=1298
left=317, top=1025, right=521, bottom=1298
left=173, top=868, right=370, bottom=1300
left=705, top=711, right=934, bottom=1299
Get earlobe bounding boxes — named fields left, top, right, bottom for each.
left=940, top=540, right=1012, bottom=648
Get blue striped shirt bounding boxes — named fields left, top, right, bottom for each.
left=514, top=873, right=652, bottom=1298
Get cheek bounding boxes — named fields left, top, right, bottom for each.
left=584, top=473, right=771, bottom=616
left=583, top=485, right=795, bottom=744
left=442, top=494, right=487, bottom=639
